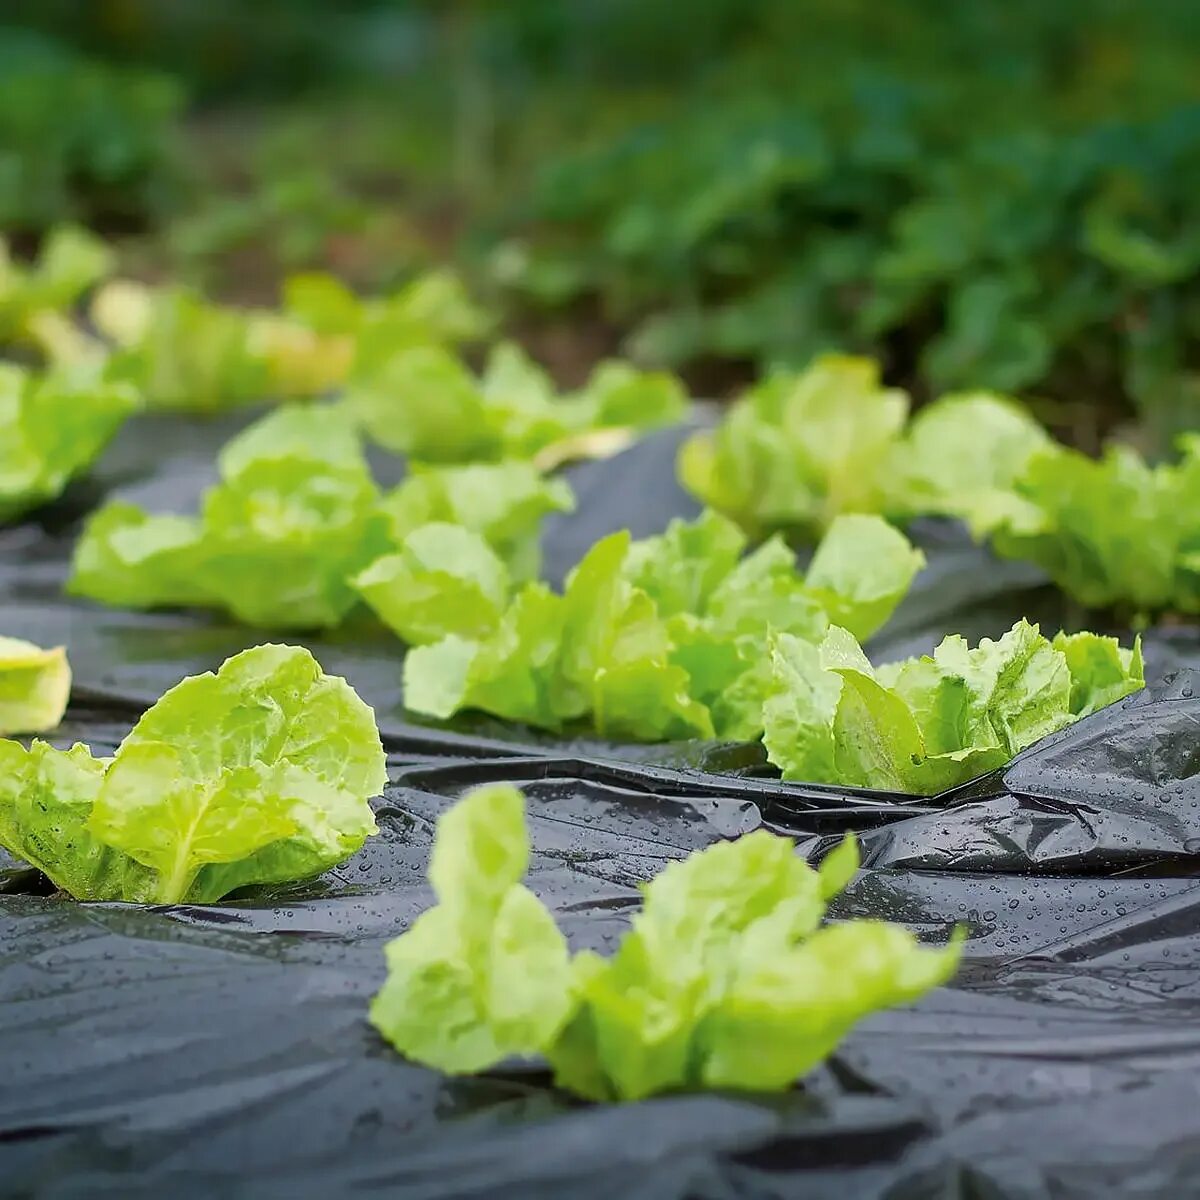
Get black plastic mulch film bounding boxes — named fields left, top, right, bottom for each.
left=3, top=414, right=1200, bottom=1200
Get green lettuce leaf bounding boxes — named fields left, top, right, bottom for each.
left=1052, top=631, right=1146, bottom=717
left=67, top=504, right=211, bottom=609
left=575, top=360, right=687, bottom=430
left=97, top=283, right=271, bottom=412
left=404, top=584, right=567, bottom=728
left=345, top=344, right=504, bottom=461
left=285, top=268, right=490, bottom=379
left=0, top=645, right=385, bottom=903
left=369, top=784, right=572, bottom=1071
left=802, top=514, right=926, bottom=641
left=702, top=537, right=830, bottom=644
left=698, top=919, right=965, bottom=1091
left=0, top=740, right=153, bottom=900
left=887, top=391, right=1052, bottom=536
left=353, top=523, right=511, bottom=645
left=0, top=226, right=113, bottom=347
left=989, top=441, right=1191, bottom=616
left=555, top=532, right=715, bottom=740
left=678, top=355, right=908, bottom=538
left=0, top=361, right=139, bottom=523
left=347, top=340, right=687, bottom=464
left=70, top=406, right=390, bottom=630
left=764, top=620, right=1143, bottom=793
left=0, top=637, right=71, bottom=735
left=217, top=401, right=366, bottom=476
left=379, top=460, right=574, bottom=581
left=622, top=508, right=747, bottom=618
left=281, top=271, right=363, bottom=335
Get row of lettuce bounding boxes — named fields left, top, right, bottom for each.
left=0, top=641, right=958, bottom=1099
left=687, top=354, right=1200, bottom=620
left=7, top=230, right=1199, bottom=626
left=54, top=400, right=1141, bottom=793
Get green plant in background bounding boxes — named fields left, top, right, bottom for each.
left=370, top=783, right=962, bottom=1099
left=467, top=2, right=1200, bottom=447
left=345, top=339, right=687, bottom=465
left=282, top=268, right=491, bottom=379
left=0, top=644, right=386, bottom=903
left=0, top=637, right=70, bottom=736
left=678, top=355, right=1050, bottom=540
left=10, top=2, right=1200, bottom=443
left=80, top=267, right=488, bottom=412
left=0, top=360, right=139, bottom=524
left=0, top=225, right=114, bottom=356
left=401, top=508, right=923, bottom=741
left=0, top=29, right=182, bottom=233
left=763, top=620, right=1143, bottom=794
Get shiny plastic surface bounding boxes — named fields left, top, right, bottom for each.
left=2, top=416, right=1199, bottom=1199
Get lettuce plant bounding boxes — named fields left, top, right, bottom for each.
left=0, top=226, right=113, bottom=351
left=0, top=644, right=385, bottom=903
left=283, top=268, right=490, bottom=378
left=678, top=356, right=1053, bottom=542
left=371, top=783, right=961, bottom=1099
left=70, top=408, right=573, bottom=631
left=980, top=437, right=1200, bottom=618
left=376, top=460, right=574, bottom=582
left=345, top=340, right=686, bottom=464
left=69, top=406, right=391, bottom=629
left=0, top=361, right=138, bottom=523
left=402, top=508, right=924, bottom=741
left=678, top=355, right=907, bottom=538
left=92, top=280, right=352, bottom=411
left=763, top=619, right=1143, bottom=794
left=0, top=637, right=70, bottom=735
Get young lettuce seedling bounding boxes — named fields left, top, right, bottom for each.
left=370, top=784, right=962, bottom=1099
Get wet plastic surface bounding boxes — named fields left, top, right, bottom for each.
left=3, top=414, right=1200, bottom=1198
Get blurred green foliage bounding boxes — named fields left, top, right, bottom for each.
left=470, top=2, right=1200, bottom=444
left=0, top=29, right=182, bottom=233
left=6, top=0, right=1200, bottom=442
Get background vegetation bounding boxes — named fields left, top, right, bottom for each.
left=5, top=0, right=1200, bottom=445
